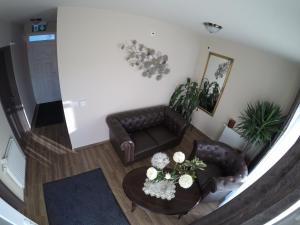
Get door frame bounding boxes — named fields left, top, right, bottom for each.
left=0, top=46, right=28, bottom=148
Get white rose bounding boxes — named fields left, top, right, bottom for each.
left=178, top=174, right=193, bottom=189
left=146, top=167, right=158, bottom=180
left=165, top=173, right=171, bottom=180
left=173, top=151, right=185, bottom=163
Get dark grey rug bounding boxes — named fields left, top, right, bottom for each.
left=43, top=169, right=129, bottom=225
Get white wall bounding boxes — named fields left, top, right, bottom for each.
left=0, top=106, right=24, bottom=201
left=11, top=24, right=36, bottom=124
left=0, top=20, right=32, bottom=200
left=57, top=7, right=206, bottom=148
left=0, top=21, right=36, bottom=126
left=57, top=7, right=300, bottom=149
left=192, top=37, right=300, bottom=140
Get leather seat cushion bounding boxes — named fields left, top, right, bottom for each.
left=196, top=163, right=223, bottom=193
left=146, top=125, right=177, bottom=145
left=130, top=130, right=158, bottom=155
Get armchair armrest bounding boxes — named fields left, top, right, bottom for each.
left=106, top=116, right=135, bottom=164
left=164, top=107, right=188, bottom=137
left=215, top=176, right=244, bottom=191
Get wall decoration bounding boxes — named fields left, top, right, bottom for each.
left=198, top=52, right=234, bottom=116
left=120, top=40, right=170, bottom=80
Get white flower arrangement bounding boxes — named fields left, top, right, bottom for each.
left=178, top=174, right=193, bottom=189
left=146, top=167, right=158, bottom=180
left=173, top=151, right=185, bottom=163
left=143, top=151, right=206, bottom=199
left=165, top=173, right=171, bottom=180
left=151, top=152, right=170, bottom=169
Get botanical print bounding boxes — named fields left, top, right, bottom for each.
left=120, top=40, right=170, bottom=80
left=215, top=61, right=230, bottom=79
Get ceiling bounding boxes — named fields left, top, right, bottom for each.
left=1, top=0, right=300, bottom=63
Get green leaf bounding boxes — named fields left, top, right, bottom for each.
left=237, top=101, right=283, bottom=149
left=169, top=77, right=201, bottom=122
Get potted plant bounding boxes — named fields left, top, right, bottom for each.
left=198, top=78, right=220, bottom=113
left=236, top=101, right=283, bottom=156
left=169, top=78, right=201, bottom=123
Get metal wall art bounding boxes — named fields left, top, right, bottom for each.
left=120, top=40, right=170, bottom=80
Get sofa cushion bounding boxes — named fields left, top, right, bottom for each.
left=196, top=163, right=222, bottom=194
left=129, top=130, right=158, bottom=156
left=146, top=125, right=177, bottom=145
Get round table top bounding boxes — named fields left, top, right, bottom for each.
left=122, top=167, right=202, bottom=215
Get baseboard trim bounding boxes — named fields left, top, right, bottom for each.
left=74, top=140, right=110, bottom=151
left=75, top=126, right=208, bottom=151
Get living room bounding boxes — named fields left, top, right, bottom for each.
left=0, top=1, right=300, bottom=225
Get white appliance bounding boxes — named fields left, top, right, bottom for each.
left=1, top=138, right=26, bottom=190
left=218, top=124, right=246, bottom=150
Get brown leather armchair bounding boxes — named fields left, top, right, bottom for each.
left=106, top=105, right=187, bottom=165
left=190, top=140, right=248, bottom=202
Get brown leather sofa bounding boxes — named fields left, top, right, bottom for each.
left=190, top=139, right=248, bottom=202
left=106, top=105, right=187, bottom=165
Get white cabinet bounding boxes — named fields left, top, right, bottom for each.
left=218, top=124, right=246, bottom=150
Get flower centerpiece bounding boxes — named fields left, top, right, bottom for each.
left=143, top=151, right=206, bottom=200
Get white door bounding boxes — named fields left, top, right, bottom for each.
left=0, top=198, right=38, bottom=225
left=27, top=37, right=61, bottom=104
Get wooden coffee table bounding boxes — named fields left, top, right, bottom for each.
left=122, top=167, right=202, bottom=218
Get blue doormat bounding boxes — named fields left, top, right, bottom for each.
left=43, top=169, right=130, bottom=225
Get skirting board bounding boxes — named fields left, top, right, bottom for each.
left=74, top=125, right=208, bottom=151
left=74, top=140, right=110, bottom=151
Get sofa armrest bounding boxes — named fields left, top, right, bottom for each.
left=164, top=107, right=188, bottom=137
left=106, top=116, right=135, bottom=164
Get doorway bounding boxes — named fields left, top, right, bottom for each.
left=26, top=31, right=65, bottom=128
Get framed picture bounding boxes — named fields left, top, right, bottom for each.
left=198, top=52, right=234, bottom=116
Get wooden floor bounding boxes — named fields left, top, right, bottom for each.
left=23, top=122, right=218, bottom=225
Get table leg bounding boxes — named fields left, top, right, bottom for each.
left=131, top=202, right=137, bottom=212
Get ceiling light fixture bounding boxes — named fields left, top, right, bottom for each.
left=203, top=22, right=223, bottom=34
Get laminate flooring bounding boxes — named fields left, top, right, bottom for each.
left=23, top=123, right=218, bottom=225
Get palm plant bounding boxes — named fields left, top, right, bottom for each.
left=169, top=78, right=201, bottom=123
left=236, top=101, right=283, bottom=154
